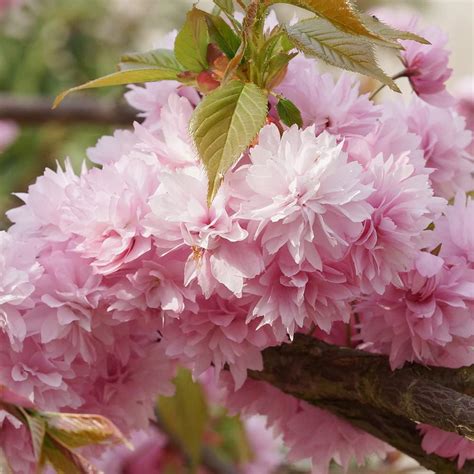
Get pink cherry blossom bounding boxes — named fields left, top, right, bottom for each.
left=234, top=125, right=373, bottom=267
left=87, top=129, right=139, bottom=166
left=400, top=21, right=455, bottom=107
left=0, top=416, right=35, bottom=474
left=277, top=55, right=381, bottom=137
left=62, top=154, right=160, bottom=275
left=430, top=193, right=474, bottom=266
left=7, top=160, right=83, bottom=242
left=401, top=97, right=473, bottom=199
left=347, top=153, right=445, bottom=294
left=358, top=252, right=474, bottom=369
left=162, top=295, right=276, bottom=389
left=419, top=425, right=474, bottom=469
left=374, top=11, right=454, bottom=107
left=145, top=165, right=264, bottom=298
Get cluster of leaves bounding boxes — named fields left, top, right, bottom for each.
left=0, top=385, right=127, bottom=473
left=55, top=0, right=428, bottom=204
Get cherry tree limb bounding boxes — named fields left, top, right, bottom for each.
left=0, top=94, right=137, bottom=125
left=249, top=334, right=474, bottom=473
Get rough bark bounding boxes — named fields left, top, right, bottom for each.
left=0, top=94, right=137, bottom=125
left=249, top=334, right=474, bottom=473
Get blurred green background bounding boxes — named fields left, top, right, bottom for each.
left=0, top=0, right=472, bottom=228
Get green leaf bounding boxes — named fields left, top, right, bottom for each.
left=53, top=68, right=181, bottom=108
left=213, top=414, right=253, bottom=465
left=213, top=0, right=234, bottom=15
left=205, top=14, right=241, bottom=59
left=43, top=412, right=129, bottom=449
left=277, top=97, right=303, bottom=127
left=286, top=17, right=400, bottom=92
left=190, top=80, right=268, bottom=203
left=264, top=51, right=297, bottom=89
left=361, top=14, right=430, bottom=46
left=18, top=409, right=45, bottom=462
left=119, top=48, right=184, bottom=71
left=266, top=0, right=381, bottom=40
left=42, top=434, right=99, bottom=474
left=157, top=368, right=209, bottom=469
left=174, top=8, right=210, bottom=72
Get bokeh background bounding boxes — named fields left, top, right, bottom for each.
left=0, top=0, right=472, bottom=227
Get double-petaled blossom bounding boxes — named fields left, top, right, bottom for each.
left=358, top=252, right=474, bottom=369
left=277, top=55, right=381, bottom=137
left=347, top=153, right=445, bottom=294
left=401, top=98, right=473, bottom=199
left=418, top=425, right=474, bottom=469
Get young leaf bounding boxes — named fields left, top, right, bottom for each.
left=53, top=68, right=181, bottom=108
left=43, top=412, right=129, bottom=449
left=205, top=14, right=241, bottom=59
left=42, top=434, right=100, bottom=474
left=157, top=369, right=209, bottom=470
left=286, top=17, right=400, bottom=92
left=174, top=8, right=210, bottom=72
left=18, top=409, right=45, bottom=462
left=264, top=51, right=297, bottom=89
left=119, top=48, right=184, bottom=71
left=277, top=97, right=303, bottom=127
left=213, top=0, right=234, bottom=15
left=265, top=0, right=383, bottom=41
left=190, top=80, right=268, bottom=203
left=212, top=414, right=253, bottom=464
left=361, top=14, right=430, bottom=45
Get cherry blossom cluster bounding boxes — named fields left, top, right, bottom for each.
left=0, top=11, right=473, bottom=474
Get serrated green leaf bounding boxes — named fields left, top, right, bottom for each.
left=266, top=0, right=380, bottom=40
left=42, top=434, right=99, bottom=474
left=18, top=409, right=45, bottom=462
left=277, top=97, right=303, bottom=127
left=286, top=17, right=400, bottom=92
left=174, top=8, right=210, bottom=72
left=213, top=0, right=234, bottom=15
left=43, top=412, right=129, bottom=449
left=205, top=14, right=241, bottom=59
left=157, top=369, right=209, bottom=470
left=119, top=48, right=184, bottom=71
left=361, top=14, right=430, bottom=46
left=190, top=80, right=268, bottom=203
left=53, top=68, right=181, bottom=108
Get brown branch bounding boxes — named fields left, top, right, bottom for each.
left=249, top=334, right=474, bottom=473
left=0, top=94, right=138, bottom=125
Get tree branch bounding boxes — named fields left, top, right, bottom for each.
left=249, top=334, right=474, bottom=473
left=0, top=94, right=138, bottom=126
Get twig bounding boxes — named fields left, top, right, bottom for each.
left=369, top=70, right=410, bottom=101
left=0, top=94, right=138, bottom=125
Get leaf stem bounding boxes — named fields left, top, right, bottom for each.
left=369, top=69, right=409, bottom=101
